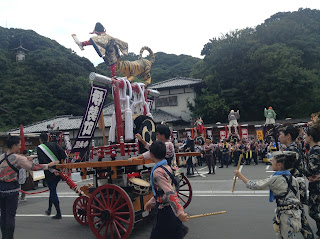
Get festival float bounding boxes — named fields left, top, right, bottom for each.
left=53, top=26, right=194, bottom=239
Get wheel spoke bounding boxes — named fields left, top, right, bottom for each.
left=180, top=182, right=187, bottom=187
left=110, top=189, right=116, bottom=208
left=110, top=222, right=114, bottom=239
left=113, top=221, right=121, bottom=239
left=115, top=211, right=130, bottom=216
left=93, top=218, right=102, bottom=225
left=91, top=204, right=104, bottom=212
left=115, top=215, right=130, bottom=225
left=104, top=221, right=110, bottom=239
left=178, top=196, right=187, bottom=204
left=114, top=202, right=128, bottom=212
left=97, top=221, right=106, bottom=234
left=111, top=195, right=123, bottom=210
left=114, top=218, right=127, bottom=233
left=178, top=192, right=190, bottom=198
left=107, top=188, right=110, bottom=207
left=90, top=212, right=102, bottom=217
left=93, top=195, right=105, bottom=210
left=100, top=189, right=108, bottom=208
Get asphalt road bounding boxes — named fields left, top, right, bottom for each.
left=14, top=162, right=317, bottom=239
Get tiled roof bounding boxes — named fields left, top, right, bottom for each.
left=149, top=77, right=204, bottom=90
left=102, top=102, right=183, bottom=123
left=9, top=107, right=183, bottom=134
left=102, top=103, right=114, bottom=116
left=152, top=109, right=182, bottom=123
left=9, top=115, right=84, bottom=134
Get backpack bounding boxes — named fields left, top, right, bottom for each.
left=159, top=165, right=180, bottom=193
left=18, top=168, right=27, bottom=185
left=2, top=153, right=26, bottom=185
left=295, top=177, right=308, bottom=204
left=276, top=175, right=305, bottom=204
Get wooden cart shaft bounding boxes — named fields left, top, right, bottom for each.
left=56, top=158, right=154, bottom=169
left=56, top=152, right=200, bottom=171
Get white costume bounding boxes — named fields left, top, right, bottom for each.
left=228, top=110, right=240, bottom=135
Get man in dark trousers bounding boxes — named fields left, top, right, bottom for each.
left=37, top=133, right=66, bottom=219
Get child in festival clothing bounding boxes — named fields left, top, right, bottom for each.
left=144, top=140, right=188, bottom=239
left=128, top=124, right=177, bottom=170
left=304, top=117, right=320, bottom=239
left=235, top=151, right=302, bottom=239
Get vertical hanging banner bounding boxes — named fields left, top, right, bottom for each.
left=256, top=130, right=264, bottom=141
left=63, top=132, right=73, bottom=151
left=219, top=130, right=227, bottom=140
left=241, top=128, right=249, bottom=140
left=71, top=84, right=109, bottom=153
left=147, top=97, right=154, bottom=111
left=206, top=128, right=213, bottom=140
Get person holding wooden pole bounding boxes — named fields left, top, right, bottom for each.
left=144, top=140, right=189, bottom=239
left=235, top=151, right=302, bottom=239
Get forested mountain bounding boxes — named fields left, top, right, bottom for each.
left=1, top=8, right=319, bottom=131
left=189, top=8, right=320, bottom=123
left=95, top=52, right=201, bottom=84
left=0, top=27, right=199, bottom=131
left=0, top=27, right=96, bottom=131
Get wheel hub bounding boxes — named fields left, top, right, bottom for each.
left=77, top=208, right=87, bottom=216
left=101, top=209, right=112, bottom=221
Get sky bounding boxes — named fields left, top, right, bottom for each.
left=1, top=0, right=319, bottom=66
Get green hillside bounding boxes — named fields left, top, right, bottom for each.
left=1, top=8, right=320, bottom=130
left=0, top=27, right=200, bottom=131
left=189, top=8, right=320, bottom=123
left=0, top=27, right=95, bottom=130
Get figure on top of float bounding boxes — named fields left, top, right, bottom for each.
left=227, top=110, right=240, bottom=136
left=264, top=107, right=276, bottom=125
left=195, top=118, right=204, bottom=136
left=73, top=22, right=128, bottom=77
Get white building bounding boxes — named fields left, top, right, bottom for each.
left=149, top=77, right=204, bottom=122
left=8, top=76, right=204, bottom=146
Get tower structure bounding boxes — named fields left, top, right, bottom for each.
left=13, top=38, right=29, bottom=62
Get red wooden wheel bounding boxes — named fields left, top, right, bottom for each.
left=73, top=196, right=89, bottom=225
left=87, top=185, right=134, bottom=239
left=178, top=174, right=193, bottom=209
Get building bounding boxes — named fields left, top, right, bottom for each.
left=13, top=39, right=29, bottom=62
left=149, top=77, right=204, bottom=122
left=7, top=103, right=183, bottom=149
left=7, top=76, right=205, bottom=148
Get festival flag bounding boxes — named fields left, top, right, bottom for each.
left=71, top=84, right=109, bottom=153
left=19, top=125, right=26, bottom=154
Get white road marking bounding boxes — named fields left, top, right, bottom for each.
left=74, top=178, right=92, bottom=183
left=266, top=165, right=270, bottom=170
left=194, top=194, right=267, bottom=197
left=232, top=165, right=243, bottom=179
left=190, top=172, right=207, bottom=178
left=193, top=190, right=269, bottom=197
left=239, top=165, right=243, bottom=172
left=198, top=167, right=208, bottom=171
left=266, top=171, right=275, bottom=173
left=16, top=214, right=74, bottom=217
left=26, top=196, right=78, bottom=198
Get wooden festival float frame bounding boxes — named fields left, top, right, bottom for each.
left=56, top=73, right=195, bottom=239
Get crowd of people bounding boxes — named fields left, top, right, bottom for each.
left=1, top=117, right=319, bottom=239
left=172, top=120, right=320, bottom=239
left=174, top=133, right=308, bottom=174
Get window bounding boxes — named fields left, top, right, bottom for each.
left=156, top=96, right=178, bottom=107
